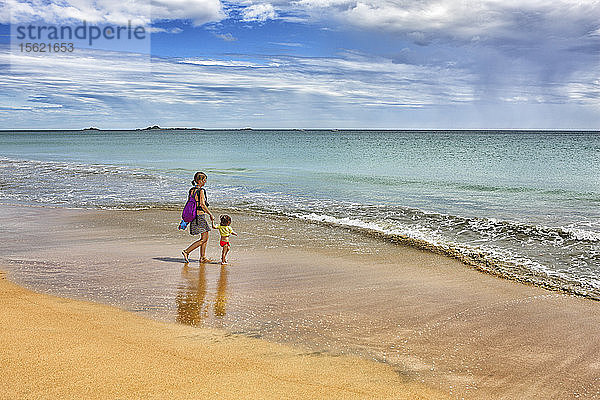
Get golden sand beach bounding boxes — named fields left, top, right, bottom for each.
left=1, top=204, right=599, bottom=399
left=0, top=272, right=447, bottom=399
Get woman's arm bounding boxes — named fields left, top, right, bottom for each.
left=198, top=189, right=214, bottom=220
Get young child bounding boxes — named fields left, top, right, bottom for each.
left=213, top=215, right=237, bottom=265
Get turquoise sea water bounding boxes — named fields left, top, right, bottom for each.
left=1, top=129, right=599, bottom=298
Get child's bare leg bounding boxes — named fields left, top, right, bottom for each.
left=221, top=244, right=230, bottom=264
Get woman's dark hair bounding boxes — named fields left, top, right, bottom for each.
left=220, top=215, right=231, bottom=226
left=192, top=171, right=207, bottom=185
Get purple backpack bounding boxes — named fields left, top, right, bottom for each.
left=181, top=189, right=198, bottom=222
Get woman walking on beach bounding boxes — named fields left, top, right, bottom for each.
left=182, top=172, right=214, bottom=263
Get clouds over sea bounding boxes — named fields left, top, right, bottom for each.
left=1, top=0, right=599, bottom=128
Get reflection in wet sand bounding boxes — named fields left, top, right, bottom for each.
left=176, top=263, right=228, bottom=326
left=214, top=266, right=228, bottom=317
left=176, top=263, right=207, bottom=326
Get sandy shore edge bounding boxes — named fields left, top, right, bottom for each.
left=3, top=205, right=600, bottom=399
left=0, top=270, right=446, bottom=399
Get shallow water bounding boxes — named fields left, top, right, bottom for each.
left=1, top=129, right=599, bottom=297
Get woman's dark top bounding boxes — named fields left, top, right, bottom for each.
left=189, top=187, right=209, bottom=208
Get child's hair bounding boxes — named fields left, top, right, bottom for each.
left=220, top=214, right=231, bottom=226
left=192, top=171, right=207, bottom=185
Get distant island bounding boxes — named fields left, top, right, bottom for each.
left=76, top=126, right=291, bottom=131
left=135, top=126, right=205, bottom=131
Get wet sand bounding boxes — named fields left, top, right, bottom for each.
left=0, top=273, right=445, bottom=399
left=1, top=204, right=600, bottom=399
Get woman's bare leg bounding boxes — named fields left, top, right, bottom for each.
left=184, top=238, right=203, bottom=254
left=184, top=232, right=209, bottom=260
left=199, top=232, right=209, bottom=260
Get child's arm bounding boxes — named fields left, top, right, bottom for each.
left=212, top=222, right=219, bottom=229
left=231, top=230, right=238, bottom=236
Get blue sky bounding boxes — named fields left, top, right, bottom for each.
left=0, top=0, right=599, bottom=129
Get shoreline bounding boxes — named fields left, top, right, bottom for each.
left=2, top=204, right=600, bottom=398
left=5, top=201, right=596, bottom=301
left=291, top=215, right=599, bottom=301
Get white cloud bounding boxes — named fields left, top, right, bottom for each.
left=240, top=3, right=277, bottom=22
left=232, top=0, right=600, bottom=47
left=5, top=44, right=597, bottom=114
left=1, top=0, right=225, bottom=25
left=213, top=32, right=237, bottom=41
left=2, top=45, right=600, bottom=128
left=178, top=58, right=275, bottom=67
left=0, top=46, right=478, bottom=126
left=4, top=0, right=598, bottom=49
left=151, top=0, right=226, bottom=25
left=270, top=42, right=304, bottom=47
left=148, top=26, right=184, bottom=33
left=0, top=103, right=62, bottom=110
